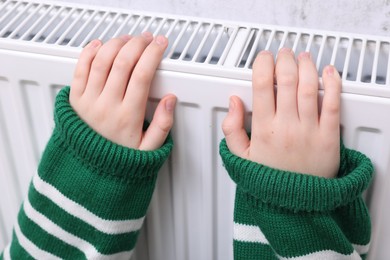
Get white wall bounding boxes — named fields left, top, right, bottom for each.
left=59, top=0, right=390, bottom=37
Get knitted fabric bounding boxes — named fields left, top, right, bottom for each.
left=1, top=87, right=173, bottom=259
left=219, top=138, right=373, bottom=260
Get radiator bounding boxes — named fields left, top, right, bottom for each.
left=0, top=0, right=389, bottom=259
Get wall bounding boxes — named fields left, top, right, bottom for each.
left=59, top=0, right=390, bottom=37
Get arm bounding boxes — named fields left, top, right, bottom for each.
left=220, top=49, right=373, bottom=259
left=1, top=32, right=176, bottom=259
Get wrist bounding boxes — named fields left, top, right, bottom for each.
left=220, top=138, right=373, bottom=212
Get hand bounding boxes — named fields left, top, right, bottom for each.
left=222, top=48, right=341, bottom=178
left=69, top=32, right=176, bottom=150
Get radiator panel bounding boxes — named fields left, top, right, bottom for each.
left=2, top=50, right=390, bottom=259
left=1, top=1, right=390, bottom=259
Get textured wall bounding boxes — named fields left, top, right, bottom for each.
left=60, top=0, right=390, bottom=36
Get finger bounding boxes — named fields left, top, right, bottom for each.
left=252, top=50, right=275, bottom=133
left=70, top=39, right=102, bottom=99
left=140, top=94, right=176, bottom=150
left=297, top=52, right=319, bottom=125
left=320, top=65, right=341, bottom=134
left=83, top=36, right=130, bottom=98
left=275, top=48, right=298, bottom=120
left=101, top=32, right=153, bottom=101
left=222, top=96, right=250, bottom=158
left=124, top=35, right=168, bottom=132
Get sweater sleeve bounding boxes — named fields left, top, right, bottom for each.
left=219, top=139, right=374, bottom=260
left=1, top=87, right=173, bottom=260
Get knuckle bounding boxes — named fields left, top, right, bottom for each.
left=325, top=102, right=340, bottom=115
left=94, top=99, right=112, bottom=118
left=323, top=96, right=340, bottom=115
left=134, top=69, right=152, bottom=85
left=299, top=86, right=317, bottom=99
left=92, top=58, right=110, bottom=73
left=92, top=105, right=107, bottom=120
left=270, top=121, right=294, bottom=148
left=157, top=116, right=173, bottom=134
left=73, top=69, right=85, bottom=80
left=277, top=74, right=297, bottom=86
left=255, top=128, right=274, bottom=144
left=112, top=57, right=130, bottom=72
left=222, top=125, right=232, bottom=137
left=116, top=115, right=131, bottom=129
left=251, top=132, right=267, bottom=145
left=222, top=118, right=234, bottom=136
left=69, top=90, right=81, bottom=104
left=253, top=75, right=273, bottom=90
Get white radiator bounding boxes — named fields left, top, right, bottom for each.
left=0, top=0, right=390, bottom=259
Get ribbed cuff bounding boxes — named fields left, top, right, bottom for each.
left=219, top=139, right=373, bottom=212
left=51, top=86, right=173, bottom=179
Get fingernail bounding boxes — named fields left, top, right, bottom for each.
left=156, top=35, right=167, bottom=45
left=88, top=39, right=101, bottom=48
left=165, top=97, right=176, bottom=113
left=260, top=50, right=273, bottom=56
left=120, top=34, right=131, bottom=41
left=142, top=31, right=153, bottom=40
left=229, top=98, right=235, bottom=113
left=326, top=66, right=334, bottom=76
left=299, top=52, right=311, bottom=60
left=279, top=47, right=293, bottom=54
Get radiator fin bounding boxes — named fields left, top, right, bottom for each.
left=0, top=0, right=389, bottom=88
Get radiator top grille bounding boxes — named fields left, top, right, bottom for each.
left=0, top=0, right=390, bottom=90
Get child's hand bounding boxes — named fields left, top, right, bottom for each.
left=222, top=48, right=341, bottom=178
left=69, top=32, right=176, bottom=150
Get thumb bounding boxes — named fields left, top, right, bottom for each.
left=222, top=96, right=250, bottom=157
left=139, top=94, right=177, bottom=150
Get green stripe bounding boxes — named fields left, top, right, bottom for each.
left=28, top=184, right=138, bottom=254
left=38, top=140, right=157, bottom=220
left=0, top=251, right=3, bottom=259
left=9, top=230, right=34, bottom=259
left=234, top=240, right=277, bottom=260
left=233, top=190, right=277, bottom=259
left=18, top=207, right=85, bottom=259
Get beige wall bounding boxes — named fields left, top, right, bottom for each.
left=60, top=0, right=390, bottom=36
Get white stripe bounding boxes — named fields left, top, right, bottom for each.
left=233, top=222, right=268, bottom=244
left=3, top=244, right=11, bottom=260
left=33, top=173, right=144, bottom=235
left=234, top=222, right=365, bottom=260
left=353, top=243, right=370, bottom=255
left=23, top=199, right=133, bottom=260
left=278, top=250, right=361, bottom=260
left=14, top=219, right=61, bottom=260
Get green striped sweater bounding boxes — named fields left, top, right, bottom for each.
left=1, top=87, right=173, bottom=259
left=1, top=87, right=373, bottom=259
left=220, top=139, right=373, bottom=259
